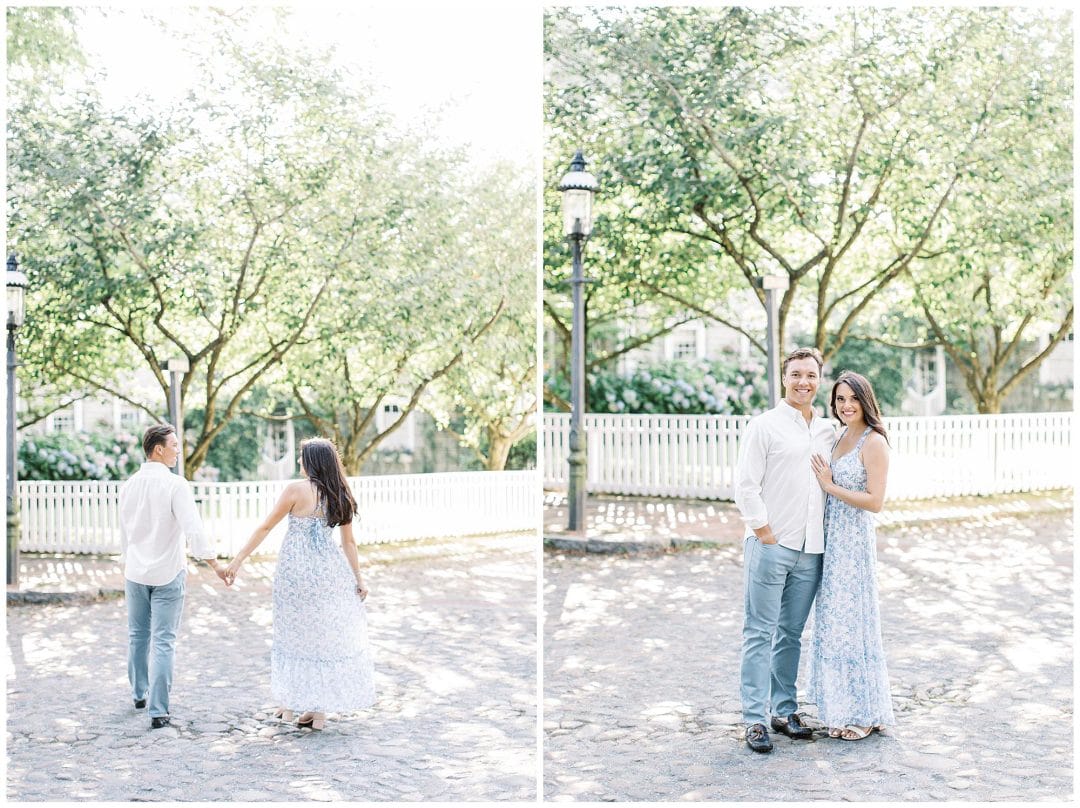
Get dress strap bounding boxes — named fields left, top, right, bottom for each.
left=832, top=426, right=848, bottom=452
left=854, top=426, right=874, bottom=451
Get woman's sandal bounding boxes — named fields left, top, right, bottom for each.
left=272, top=707, right=295, bottom=721
left=297, top=711, right=326, bottom=731
left=836, top=725, right=882, bottom=741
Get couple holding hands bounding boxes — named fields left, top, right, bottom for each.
left=119, top=425, right=375, bottom=731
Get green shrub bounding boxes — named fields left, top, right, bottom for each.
left=17, top=430, right=142, bottom=480
left=586, top=355, right=769, bottom=415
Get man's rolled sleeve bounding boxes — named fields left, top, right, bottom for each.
left=734, top=419, right=769, bottom=530
left=171, top=480, right=215, bottom=560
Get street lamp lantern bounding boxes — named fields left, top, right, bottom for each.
left=7, top=253, right=28, bottom=587
left=559, top=150, right=598, bottom=534
left=558, top=149, right=598, bottom=237
left=7, top=254, right=28, bottom=329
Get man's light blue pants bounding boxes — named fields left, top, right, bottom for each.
left=126, top=569, right=186, bottom=719
left=740, top=537, right=822, bottom=726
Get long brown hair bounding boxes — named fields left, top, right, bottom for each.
left=300, top=438, right=357, bottom=528
left=830, top=371, right=889, bottom=445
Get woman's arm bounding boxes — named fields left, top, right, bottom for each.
left=339, top=521, right=368, bottom=599
left=811, top=433, right=889, bottom=513
left=225, top=485, right=298, bottom=583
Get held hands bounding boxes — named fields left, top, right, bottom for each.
left=223, top=559, right=242, bottom=587
left=811, top=453, right=834, bottom=490
left=208, top=560, right=230, bottom=585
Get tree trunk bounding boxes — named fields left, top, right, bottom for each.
left=976, top=391, right=1002, bottom=414
left=485, top=429, right=513, bottom=471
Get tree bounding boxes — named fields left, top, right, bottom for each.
left=861, top=10, right=1073, bottom=413
left=421, top=163, right=540, bottom=466
left=422, top=163, right=537, bottom=470
left=9, top=15, right=397, bottom=478
left=6, top=6, right=84, bottom=79
left=278, top=151, right=530, bottom=475
left=544, top=7, right=1072, bottom=386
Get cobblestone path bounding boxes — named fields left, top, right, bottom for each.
left=544, top=502, right=1072, bottom=801
left=8, top=535, right=537, bottom=801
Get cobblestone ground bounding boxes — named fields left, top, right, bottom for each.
left=7, top=534, right=537, bottom=802
left=544, top=499, right=1073, bottom=801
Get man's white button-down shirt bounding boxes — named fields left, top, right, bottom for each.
left=734, top=400, right=837, bottom=554
left=119, top=462, right=215, bottom=586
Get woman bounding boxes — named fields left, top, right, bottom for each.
left=225, top=438, right=375, bottom=730
left=808, top=371, right=895, bottom=741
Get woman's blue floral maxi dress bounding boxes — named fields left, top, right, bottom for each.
left=810, top=427, right=895, bottom=728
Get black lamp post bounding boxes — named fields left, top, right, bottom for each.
left=7, top=254, right=28, bottom=587
left=558, top=150, right=598, bottom=533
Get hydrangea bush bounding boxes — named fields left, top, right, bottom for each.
left=587, top=356, right=769, bottom=415
left=17, top=431, right=143, bottom=481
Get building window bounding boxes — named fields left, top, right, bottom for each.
left=673, top=334, right=698, bottom=360
left=52, top=411, right=76, bottom=433
left=119, top=410, right=142, bottom=430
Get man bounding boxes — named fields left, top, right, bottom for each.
left=119, top=424, right=227, bottom=729
left=734, top=347, right=835, bottom=753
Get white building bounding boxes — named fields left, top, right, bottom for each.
left=1037, top=331, right=1074, bottom=386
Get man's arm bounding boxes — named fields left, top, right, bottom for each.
left=734, top=419, right=776, bottom=543
left=171, top=481, right=224, bottom=577
left=118, top=487, right=129, bottom=562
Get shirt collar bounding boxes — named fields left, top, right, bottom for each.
left=140, top=461, right=174, bottom=474
left=777, top=399, right=815, bottom=422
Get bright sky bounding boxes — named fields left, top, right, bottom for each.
left=74, top=5, right=540, bottom=166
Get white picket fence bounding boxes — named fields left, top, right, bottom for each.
left=18, top=470, right=538, bottom=555
left=542, top=412, right=1074, bottom=500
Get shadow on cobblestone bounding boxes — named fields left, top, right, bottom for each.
left=543, top=497, right=1073, bottom=801
left=7, top=535, right=537, bottom=802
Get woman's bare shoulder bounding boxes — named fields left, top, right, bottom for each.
left=281, top=479, right=315, bottom=500
left=863, top=430, right=890, bottom=453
